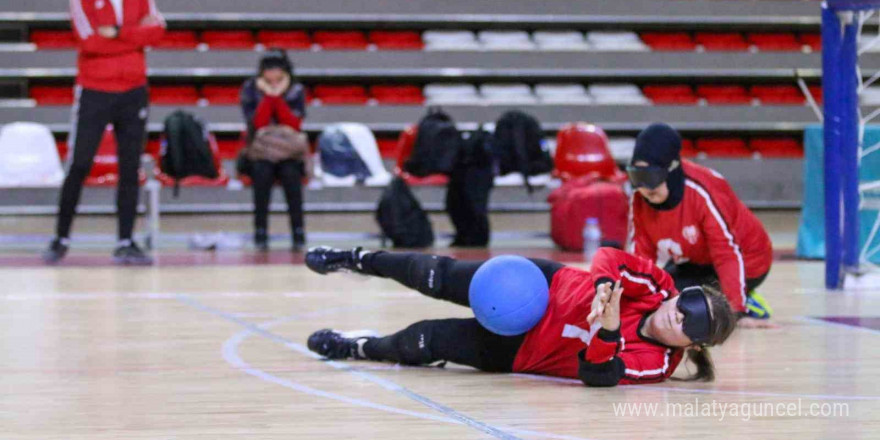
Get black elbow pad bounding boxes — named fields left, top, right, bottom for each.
left=577, top=349, right=625, bottom=387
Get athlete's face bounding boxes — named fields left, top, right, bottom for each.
left=646, top=296, right=694, bottom=347
left=633, top=160, right=670, bottom=204
left=261, top=68, right=289, bottom=89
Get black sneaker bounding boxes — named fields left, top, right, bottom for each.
left=292, top=228, right=306, bottom=252
left=305, top=246, right=367, bottom=275
left=112, top=240, right=154, bottom=265
left=255, top=229, right=269, bottom=252
left=307, top=329, right=377, bottom=360
left=42, top=238, right=69, bottom=264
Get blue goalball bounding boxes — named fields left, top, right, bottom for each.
left=468, top=255, right=550, bottom=336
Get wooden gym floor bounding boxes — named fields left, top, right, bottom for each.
left=0, top=212, right=877, bottom=439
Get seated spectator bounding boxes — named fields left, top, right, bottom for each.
left=239, top=50, right=308, bottom=252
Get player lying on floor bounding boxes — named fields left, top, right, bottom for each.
left=304, top=246, right=736, bottom=387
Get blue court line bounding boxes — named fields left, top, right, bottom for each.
left=177, top=294, right=525, bottom=440
left=798, top=315, right=880, bottom=336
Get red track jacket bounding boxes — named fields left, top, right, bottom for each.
left=513, top=248, right=685, bottom=386
left=70, top=0, right=166, bottom=92
left=629, top=160, right=773, bottom=313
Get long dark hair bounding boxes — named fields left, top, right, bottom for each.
left=675, top=284, right=736, bottom=382
left=258, top=48, right=294, bottom=79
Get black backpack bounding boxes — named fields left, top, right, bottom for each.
left=492, top=110, right=553, bottom=193
left=376, top=177, right=434, bottom=248
left=161, top=110, right=218, bottom=195
left=403, top=107, right=462, bottom=177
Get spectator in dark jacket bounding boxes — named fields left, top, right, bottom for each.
left=240, top=50, right=308, bottom=251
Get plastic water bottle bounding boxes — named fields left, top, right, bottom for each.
left=583, top=217, right=602, bottom=264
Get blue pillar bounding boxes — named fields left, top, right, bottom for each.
left=823, top=4, right=844, bottom=289
left=841, top=14, right=861, bottom=273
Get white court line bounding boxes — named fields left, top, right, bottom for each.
left=178, top=295, right=532, bottom=440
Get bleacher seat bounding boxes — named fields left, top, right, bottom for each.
left=534, top=83, right=592, bottom=104
left=479, top=83, right=537, bottom=104
left=257, top=31, right=312, bottom=50
left=588, top=84, right=650, bottom=105
left=642, top=84, right=698, bottom=105
left=750, top=138, right=803, bottom=158
left=424, top=83, right=482, bottom=105
left=84, top=128, right=146, bottom=186
left=312, top=85, right=369, bottom=105
left=608, top=136, right=637, bottom=163
left=201, top=30, right=255, bottom=50
left=696, top=84, right=752, bottom=105
left=154, top=132, right=229, bottom=187
left=369, top=85, right=424, bottom=105
left=533, top=31, right=589, bottom=51
left=201, top=85, right=242, bottom=105
left=394, top=125, right=449, bottom=186
left=749, top=85, right=804, bottom=105
left=696, top=137, right=752, bottom=158
left=151, top=31, right=199, bottom=50
left=553, top=123, right=625, bottom=181
left=0, top=122, right=64, bottom=187
left=809, top=85, right=824, bottom=104
left=30, top=30, right=77, bottom=49
left=376, top=137, right=398, bottom=158
left=640, top=32, right=697, bottom=51
left=800, top=33, right=821, bottom=51
left=369, top=31, right=423, bottom=50
left=695, top=32, right=750, bottom=51
left=748, top=33, right=802, bottom=51
left=215, top=137, right=244, bottom=160
left=477, top=30, right=536, bottom=51
left=149, top=86, right=200, bottom=105
left=313, top=31, right=368, bottom=50
left=30, top=86, right=74, bottom=106
left=423, top=30, right=481, bottom=51
left=680, top=138, right=699, bottom=158
left=586, top=31, right=649, bottom=51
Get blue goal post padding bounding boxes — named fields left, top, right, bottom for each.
left=797, top=124, right=880, bottom=263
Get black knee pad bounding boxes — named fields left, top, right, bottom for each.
left=395, top=320, right=436, bottom=365
left=407, top=255, right=452, bottom=299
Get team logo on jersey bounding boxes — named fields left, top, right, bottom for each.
left=96, top=0, right=105, bottom=9
left=682, top=225, right=699, bottom=245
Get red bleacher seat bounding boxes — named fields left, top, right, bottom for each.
left=696, top=138, right=752, bottom=158
left=681, top=139, right=698, bottom=158
left=640, top=32, right=696, bottom=51
left=368, top=31, right=424, bottom=50
left=201, top=84, right=241, bottom=105
left=749, top=85, right=805, bottom=105
left=145, top=138, right=161, bottom=156
left=642, top=84, right=698, bottom=105
left=154, top=132, right=229, bottom=187
left=151, top=30, right=199, bottom=49
left=312, top=85, right=369, bottom=105
left=553, top=123, right=625, bottom=182
left=257, top=30, right=312, bottom=50
left=694, top=32, right=749, bottom=51
left=750, top=138, right=803, bottom=158
left=376, top=138, right=399, bottom=159
left=748, top=33, right=802, bottom=51
left=394, top=125, right=449, bottom=186
left=809, top=85, right=824, bottom=104
left=369, top=85, right=424, bottom=105
left=201, top=30, right=255, bottom=49
left=800, top=33, right=821, bottom=51
left=30, top=86, right=74, bottom=106
left=56, top=140, right=68, bottom=161
left=149, top=86, right=200, bottom=105
left=215, top=136, right=245, bottom=160
left=84, top=128, right=146, bottom=186
left=696, top=84, right=752, bottom=105
left=313, top=31, right=368, bottom=50
left=30, top=30, right=77, bottom=49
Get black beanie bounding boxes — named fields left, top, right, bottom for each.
left=632, top=123, right=685, bottom=210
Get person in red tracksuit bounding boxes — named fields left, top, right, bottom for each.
left=43, top=0, right=165, bottom=265
left=626, top=123, right=775, bottom=328
left=303, top=246, right=736, bottom=387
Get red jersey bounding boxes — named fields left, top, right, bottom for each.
left=71, top=0, right=166, bottom=92
left=629, top=160, right=772, bottom=313
left=512, top=248, right=685, bottom=385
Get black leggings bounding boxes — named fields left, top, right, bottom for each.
left=251, top=159, right=304, bottom=236
left=359, top=252, right=563, bottom=372
left=55, top=86, right=148, bottom=241
left=665, top=262, right=769, bottom=294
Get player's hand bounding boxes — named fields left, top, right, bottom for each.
left=273, top=74, right=291, bottom=96
left=737, top=316, right=780, bottom=329
left=256, top=78, right=273, bottom=95
left=599, top=280, right=623, bottom=331
left=98, top=26, right=118, bottom=39
left=587, top=282, right=611, bottom=325
left=140, top=15, right=162, bottom=27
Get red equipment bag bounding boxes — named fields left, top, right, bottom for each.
left=547, top=174, right=629, bottom=251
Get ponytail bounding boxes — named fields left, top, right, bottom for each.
left=672, top=347, right=715, bottom=382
